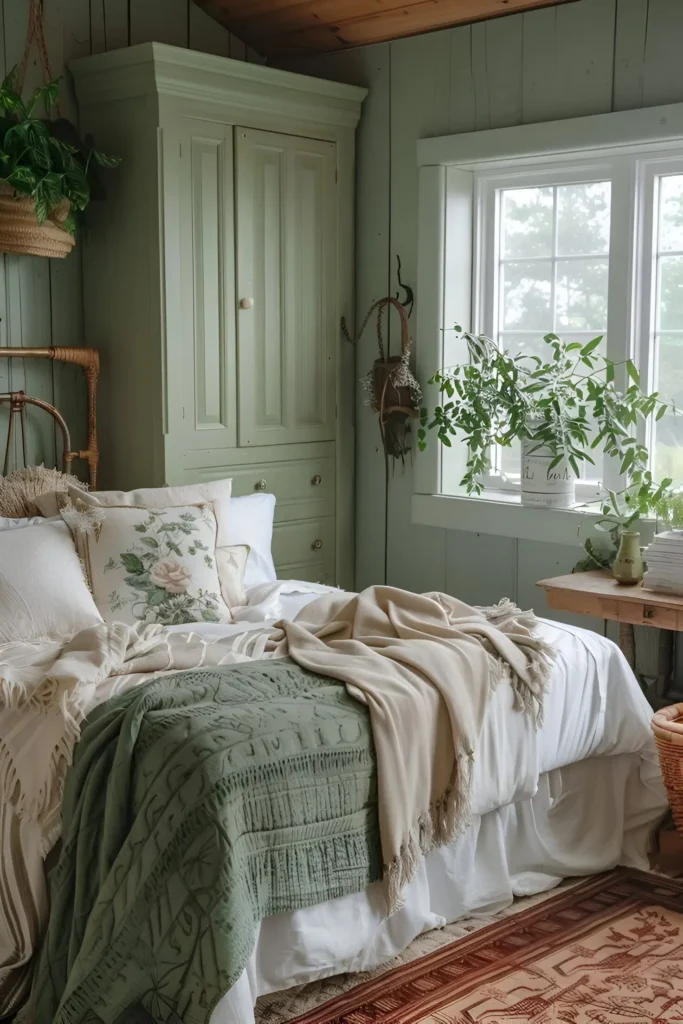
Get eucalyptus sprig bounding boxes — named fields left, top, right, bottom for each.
left=0, top=68, right=120, bottom=232
left=419, top=328, right=672, bottom=496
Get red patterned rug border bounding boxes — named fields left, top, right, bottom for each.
left=288, top=869, right=683, bottom=1024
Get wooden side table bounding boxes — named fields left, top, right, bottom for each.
left=537, top=569, right=683, bottom=674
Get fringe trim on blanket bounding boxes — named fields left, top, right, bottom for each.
left=482, top=599, right=555, bottom=727
left=384, top=598, right=555, bottom=916
left=0, top=726, right=75, bottom=855
left=385, top=748, right=474, bottom=915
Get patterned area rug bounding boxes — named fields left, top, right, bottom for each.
left=267, top=870, right=683, bottom=1023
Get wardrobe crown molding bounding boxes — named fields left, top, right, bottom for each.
left=70, top=42, right=367, bottom=130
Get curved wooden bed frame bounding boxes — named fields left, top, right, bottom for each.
left=0, top=346, right=99, bottom=488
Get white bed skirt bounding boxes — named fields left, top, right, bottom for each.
left=214, top=745, right=666, bottom=1024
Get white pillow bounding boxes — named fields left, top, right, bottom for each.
left=0, top=520, right=102, bottom=643
left=66, top=502, right=246, bottom=627
left=226, top=493, right=277, bottom=586
left=36, top=479, right=237, bottom=605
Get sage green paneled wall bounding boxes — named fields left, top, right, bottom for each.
left=291, top=0, right=683, bottom=627
left=0, top=0, right=261, bottom=471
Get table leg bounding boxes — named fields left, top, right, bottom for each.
left=618, top=621, right=636, bottom=671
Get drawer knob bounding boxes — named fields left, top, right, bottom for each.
left=312, top=539, right=323, bottom=551
left=240, top=297, right=254, bottom=310
left=255, top=479, right=267, bottom=491
left=643, top=606, right=655, bottom=619
left=311, top=474, right=322, bottom=486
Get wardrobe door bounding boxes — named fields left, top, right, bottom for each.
left=236, top=128, right=337, bottom=447
left=166, top=117, right=237, bottom=452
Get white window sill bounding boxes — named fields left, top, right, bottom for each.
left=412, top=491, right=657, bottom=547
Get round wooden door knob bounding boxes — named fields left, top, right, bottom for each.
left=240, top=297, right=254, bottom=310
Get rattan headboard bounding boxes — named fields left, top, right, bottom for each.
left=0, top=347, right=99, bottom=488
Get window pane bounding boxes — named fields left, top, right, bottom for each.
left=655, top=333, right=683, bottom=484
left=501, top=187, right=553, bottom=259
left=557, top=182, right=611, bottom=256
left=501, top=261, right=552, bottom=330
left=658, top=255, right=683, bottom=331
left=658, top=175, right=683, bottom=253
left=556, top=258, right=608, bottom=331
left=498, top=332, right=548, bottom=361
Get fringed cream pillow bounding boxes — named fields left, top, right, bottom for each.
left=0, top=466, right=84, bottom=518
left=63, top=501, right=248, bottom=626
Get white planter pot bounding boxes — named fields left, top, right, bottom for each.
left=521, top=438, right=576, bottom=509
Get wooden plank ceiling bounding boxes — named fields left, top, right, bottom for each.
left=192, top=0, right=578, bottom=58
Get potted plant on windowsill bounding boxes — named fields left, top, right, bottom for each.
left=419, top=327, right=671, bottom=511
left=0, top=70, right=120, bottom=258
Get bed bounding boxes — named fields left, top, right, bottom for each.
left=177, top=601, right=666, bottom=1024
left=0, top=353, right=668, bottom=1024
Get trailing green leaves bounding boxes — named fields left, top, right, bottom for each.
left=420, top=327, right=672, bottom=499
left=0, top=67, right=120, bottom=231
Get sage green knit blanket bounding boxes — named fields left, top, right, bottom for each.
left=34, top=659, right=380, bottom=1024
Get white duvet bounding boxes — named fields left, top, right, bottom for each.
left=1, top=583, right=668, bottom=1024
left=184, top=592, right=666, bottom=1024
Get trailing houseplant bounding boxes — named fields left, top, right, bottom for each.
left=0, top=69, right=120, bottom=257
left=419, top=327, right=670, bottom=501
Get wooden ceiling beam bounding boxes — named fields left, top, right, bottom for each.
left=193, top=0, right=579, bottom=58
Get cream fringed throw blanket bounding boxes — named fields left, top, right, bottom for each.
left=267, top=586, right=553, bottom=908
left=0, top=586, right=552, bottom=1017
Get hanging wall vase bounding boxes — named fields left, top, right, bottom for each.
left=346, top=297, right=422, bottom=461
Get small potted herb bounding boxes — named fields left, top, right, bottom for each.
left=0, top=69, right=120, bottom=258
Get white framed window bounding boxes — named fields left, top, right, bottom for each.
left=476, top=164, right=615, bottom=501
left=414, top=103, right=683, bottom=539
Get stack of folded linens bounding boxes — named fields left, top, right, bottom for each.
left=643, top=530, right=683, bottom=595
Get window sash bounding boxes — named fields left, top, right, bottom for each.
left=472, top=161, right=625, bottom=494
left=635, top=156, right=683, bottom=483
left=439, top=149, right=683, bottom=500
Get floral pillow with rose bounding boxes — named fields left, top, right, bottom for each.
left=65, top=502, right=247, bottom=627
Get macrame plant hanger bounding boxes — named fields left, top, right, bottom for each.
left=16, top=0, right=60, bottom=113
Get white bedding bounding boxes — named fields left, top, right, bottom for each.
left=164, top=591, right=666, bottom=1024
left=1, top=583, right=667, bottom=1023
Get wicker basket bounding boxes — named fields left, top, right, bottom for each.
left=0, top=183, right=75, bottom=258
left=652, top=703, right=683, bottom=833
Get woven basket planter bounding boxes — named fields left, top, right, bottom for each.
left=652, top=703, right=683, bottom=833
left=0, top=183, right=75, bottom=258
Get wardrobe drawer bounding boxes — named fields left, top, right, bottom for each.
left=229, top=457, right=335, bottom=522
left=272, top=518, right=335, bottom=569
left=276, top=560, right=336, bottom=587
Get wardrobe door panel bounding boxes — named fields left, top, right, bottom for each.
left=236, top=128, right=337, bottom=447
left=168, top=118, right=237, bottom=449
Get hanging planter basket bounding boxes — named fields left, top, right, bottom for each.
left=0, top=183, right=75, bottom=259
left=346, top=296, right=422, bottom=461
